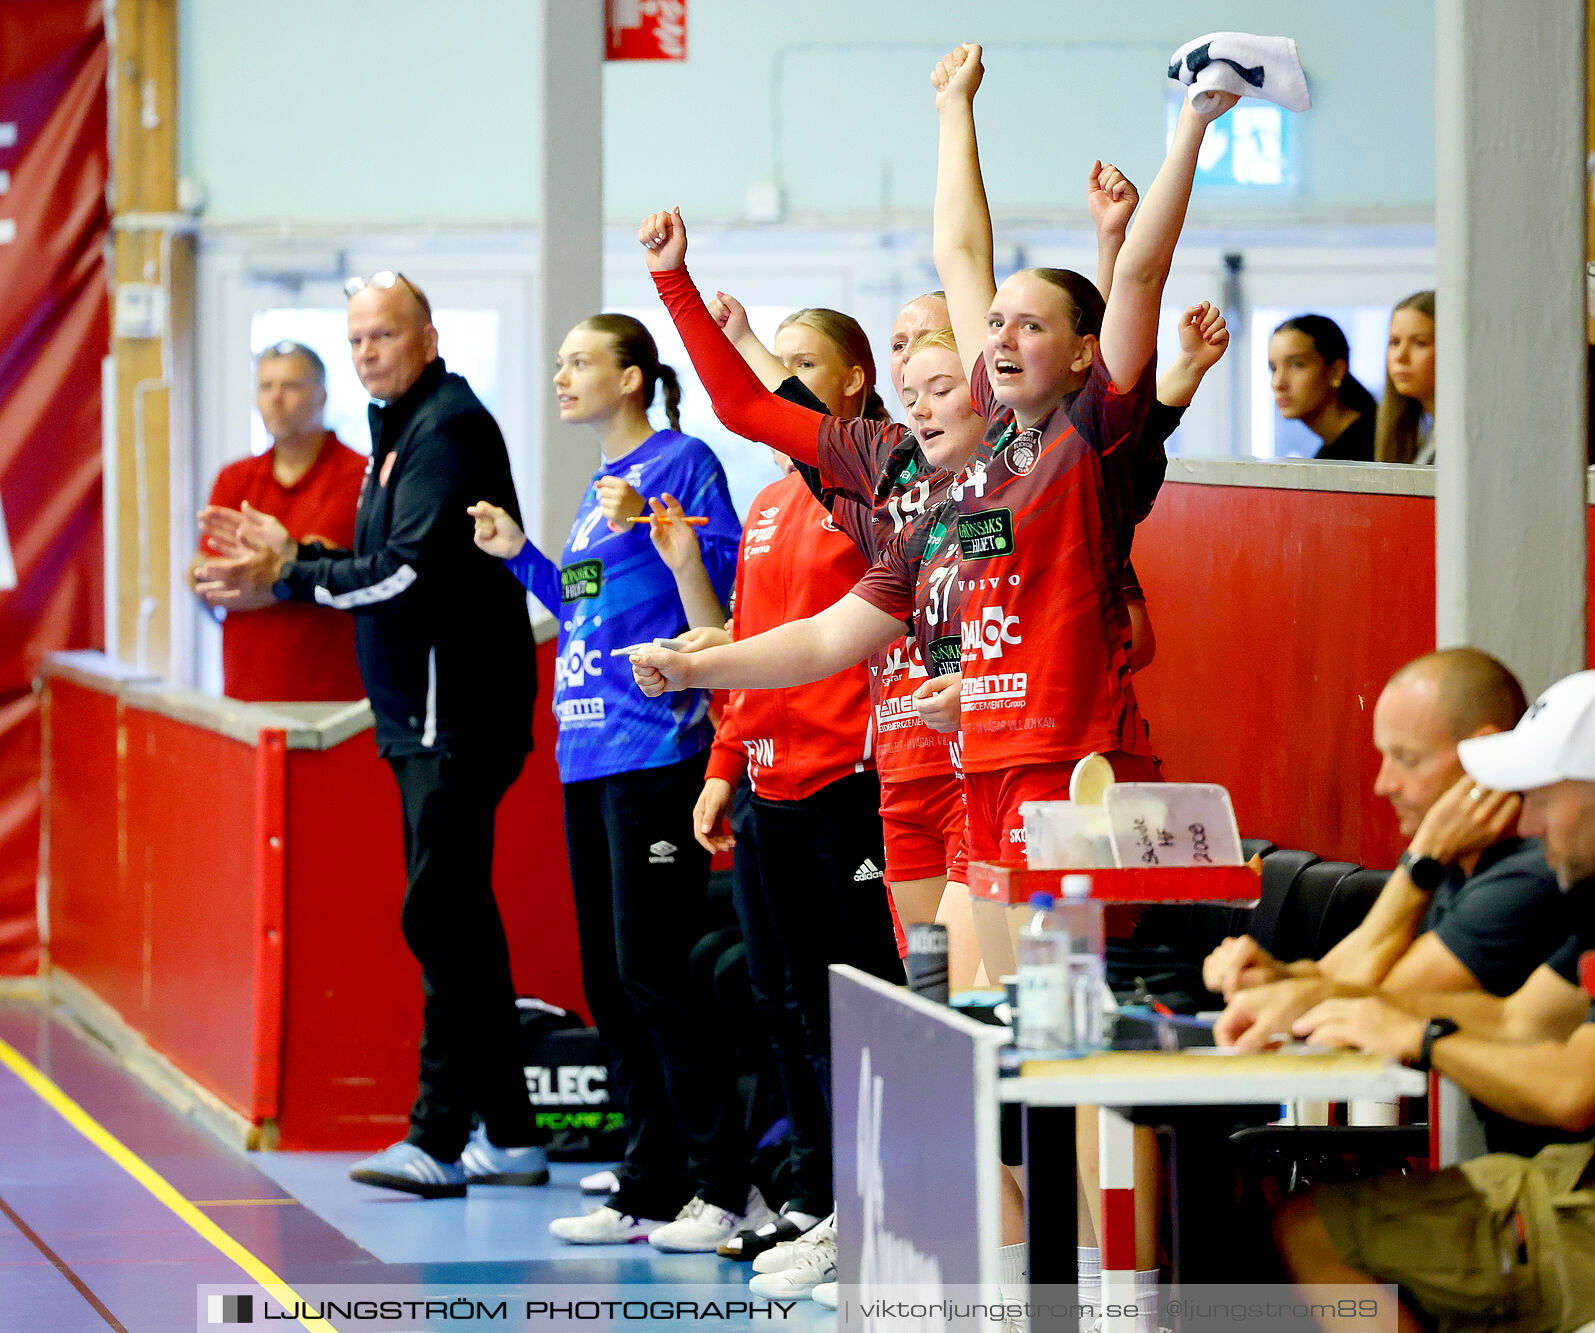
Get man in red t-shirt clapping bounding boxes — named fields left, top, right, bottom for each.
left=190, top=340, right=368, bottom=702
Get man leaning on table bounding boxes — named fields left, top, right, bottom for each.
left=1273, top=669, right=1595, bottom=1333
left=1207, top=649, right=1571, bottom=1088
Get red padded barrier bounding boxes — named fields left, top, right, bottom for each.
left=273, top=640, right=585, bottom=1148
left=1132, top=482, right=1437, bottom=869
left=45, top=637, right=586, bottom=1149
left=125, top=709, right=259, bottom=1116
left=41, top=676, right=127, bottom=1009
left=275, top=727, right=414, bottom=1148
left=251, top=730, right=288, bottom=1123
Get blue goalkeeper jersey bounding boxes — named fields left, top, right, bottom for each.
left=507, top=429, right=739, bottom=783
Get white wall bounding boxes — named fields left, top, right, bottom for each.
left=175, top=0, right=1440, bottom=691
left=180, top=0, right=1435, bottom=227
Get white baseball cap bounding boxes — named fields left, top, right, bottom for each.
left=1458, top=669, right=1595, bottom=792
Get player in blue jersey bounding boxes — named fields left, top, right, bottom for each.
left=470, top=313, right=768, bottom=1253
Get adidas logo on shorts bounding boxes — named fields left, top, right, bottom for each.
left=853, top=858, right=883, bottom=882
left=648, top=840, right=678, bottom=864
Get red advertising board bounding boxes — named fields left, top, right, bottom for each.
left=606, top=0, right=686, bottom=61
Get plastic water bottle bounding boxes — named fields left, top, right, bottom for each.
left=1015, top=892, right=1070, bottom=1050
left=1058, top=873, right=1107, bottom=1051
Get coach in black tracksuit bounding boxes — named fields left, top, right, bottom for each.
left=253, top=275, right=543, bottom=1186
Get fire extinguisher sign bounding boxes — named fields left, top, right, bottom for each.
left=606, top=0, right=687, bottom=61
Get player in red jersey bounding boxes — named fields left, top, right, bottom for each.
left=930, top=42, right=1236, bottom=863
left=854, top=308, right=1229, bottom=944
left=931, top=42, right=1247, bottom=1312
left=636, top=305, right=1224, bottom=1283
left=643, top=208, right=977, bottom=973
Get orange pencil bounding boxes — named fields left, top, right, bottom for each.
left=628, top=515, right=709, bottom=526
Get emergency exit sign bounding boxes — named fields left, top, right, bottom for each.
left=606, top=0, right=686, bottom=61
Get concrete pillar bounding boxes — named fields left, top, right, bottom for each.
left=1435, top=1, right=1588, bottom=696
left=532, top=0, right=605, bottom=554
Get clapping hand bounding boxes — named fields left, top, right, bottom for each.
left=197, top=501, right=294, bottom=562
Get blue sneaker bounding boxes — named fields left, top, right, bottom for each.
left=349, top=1142, right=466, bottom=1198
left=460, top=1124, right=550, bottom=1186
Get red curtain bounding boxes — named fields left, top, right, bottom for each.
left=0, top=2, right=109, bottom=974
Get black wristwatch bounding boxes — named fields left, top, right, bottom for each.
left=1413, top=1017, right=1460, bottom=1072
left=1399, top=849, right=1448, bottom=892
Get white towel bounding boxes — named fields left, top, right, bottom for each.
left=1168, top=32, right=1311, bottom=114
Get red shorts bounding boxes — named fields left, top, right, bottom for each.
left=961, top=752, right=1162, bottom=865
left=948, top=826, right=969, bottom=885
left=879, top=772, right=966, bottom=882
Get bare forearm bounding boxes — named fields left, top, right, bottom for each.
left=1376, top=988, right=1512, bottom=1035
left=1431, top=1030, right=1595, bottom=1132
left=1095, top=229, right=1125, bottom=303
left=683, top=625, right=852, bottom=690
left=933, top=101, right=993, bottom=274
left=1316, top=873, right=1430, bottom=986
left=672, top=561, right=728, bottom=630
left=1114, top=106, right=1203, bottom=290
left=1321, top=928, right=1419, bottom=988
left=731, top=330, right=788, bottom=392
left=677, top=596, right=900, bottom=691
left=1155, top=355, right=1205, bottom=408
left=933, top=98, right=996, bottom=372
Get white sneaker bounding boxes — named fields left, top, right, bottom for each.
left=648, top=1196, right=748, bottom=1253
left=649, top=1186, right=771, bottom=1254
left=747, top=1224, right=836, bottom=1298
left=811, top=1281, right=839, bottom=1310
left=548, top=1205, right=667, bottom=1245
left=752, top=1217, right=836, bottom=1273
left=580, top=1169, right=619, bottom=1195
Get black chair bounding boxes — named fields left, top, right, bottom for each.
left=1230, top=1122, right=1427, bottom=1205
left=1240, top=837, right=1278, bottom=862
left=1227, top=857, right=1428, bottom=1211
left=1270, top=860, right=1360, bottom=964
left=1315, top=866, right=1390, bottom=956
left=1194, top=838, right=1279, bottom=954
left=1245, top=848, right=1320, bottom=953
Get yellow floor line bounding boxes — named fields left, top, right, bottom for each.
left=0, top=1036, right=336, bottom=1332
